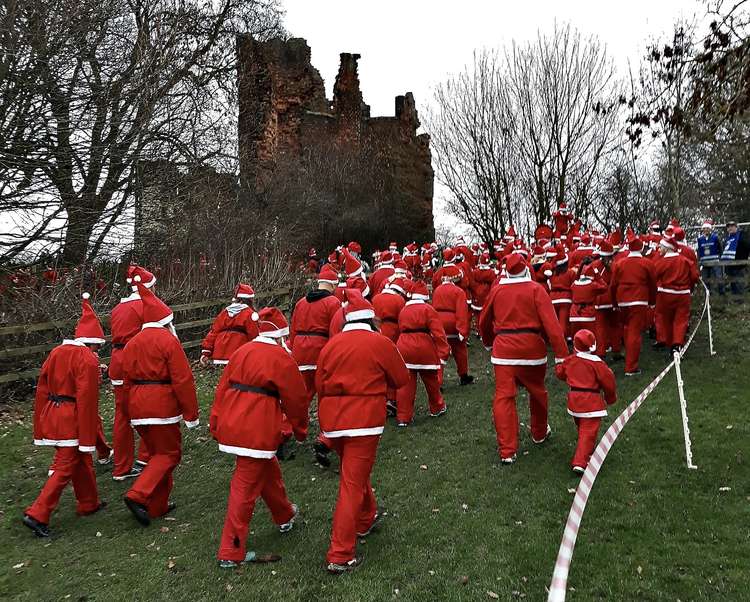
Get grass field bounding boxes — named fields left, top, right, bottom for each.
left=1, top=298, right=749, bottom=601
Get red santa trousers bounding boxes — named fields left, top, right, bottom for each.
left=112, top=386, right=149, bottom=477
left=448, top=338, right=469, bottom=377
left=327, top=435, right=380, bottom=564
left=621, top=305, right=649, bottom=373
left=301, top=369, right=333, bottom=450
left=572, top=417, right=602, bottom=469
left=26, top=447, right=100, bottom=524
left=395, top=369, right=445, bottom=423
left=491, top=364, right=549, bottom=459
left=554, top=304, right=571, bottom=337
left=217, top=456, right=295, bottom=562
left=596, top=309, right=620, bottom=354
left=655, top=293, right=691, bottom=347
left=126, top=423, right=181, bottom=518
left=95, top=416, right=111, bottom=460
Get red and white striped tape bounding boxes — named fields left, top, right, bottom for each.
left=546, top=293, right=709, bottom=602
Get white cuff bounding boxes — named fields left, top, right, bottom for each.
left=201, top=350, right=211, bottom=355
left=554, top=357, right=565, bottom=364
left=79, top=445, right=96, bottom=453
left=184, top=419, right=200, bottom=429
left=458, top=334, right=465, bottom=342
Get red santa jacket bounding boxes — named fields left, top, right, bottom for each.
left=570, top=245, right=595, bottom=269
left=555, top=352, right=617, bottom=417
left=122, top=326, right=199, bottom=426
left=654, top=251, right=700, bottom=295
left=678, top=242, right=699, bottom=269
left=547, top=268, right=576, bottom=306
left=369, top=266, right=395, bottom=296
left=570, top=277, right=609, bottom=323
left=372, top=289, right=406, bottom=342
left=397, top=299, right=450, bottom=370
left=316, top=323, right=409, bottom=438
left=479, top=274, right=568, bottom=365
left=33, top=340, right=101, bottom=452
left=470, top=266, right=496, bottom=312
left=432, top=281, right=471, bottom=341
left=289, top=290, right=341, bottom=371
left=200, top=303, right=260, bottom=364
left=209, top=336, right=309, bottom=458
left=109, top=292, right=144, bottom=385
left=610, top=252, right=657, bottom=307
left=594, top=263, right=615, bottom=311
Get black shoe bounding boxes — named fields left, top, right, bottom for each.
left=313, top=440, right=331, bottom=468
left=124, top=497, right=151, bottom=526
left=459, top=374, right=475, bottom=386
left=386, top=400, right=397, bottom=417
left=164, top=501, right=177, bottom=516
left=276, top=439, right=296, bottom=461
left=113, top=466, right=143, bottom=482
left=78, top=500, right=107, bottom=516
left=327, top=556, right=364, bottom=575
left=610, top=353, right=624, bottom=362
left=356, top=507, right=386, bottom=537
left=652, top=341, right=665, bottom=349
left=22, top=514, right=50, bottom=538
left=624, top=369, right=643, bottom=377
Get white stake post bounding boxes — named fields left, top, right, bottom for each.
left=673, top=351, right=698, bottom=470
left=704, top=284, right=716, bottom=356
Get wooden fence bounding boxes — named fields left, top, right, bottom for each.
left=0, top=287, right=294, bottom=386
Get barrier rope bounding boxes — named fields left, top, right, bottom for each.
left=546, top=292, right=709, bottom=602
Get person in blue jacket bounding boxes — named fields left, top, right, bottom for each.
left=697, top=220, right=723, bottom=293
left=721, top=221, right=749, bottom=295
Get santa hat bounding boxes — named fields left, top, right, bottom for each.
left=405, top=242, right=418, bottom=254
left=545, top=246, right=559, bottom=259
left=504, top=226, right=516, bottom=241
left=441, top=265, right=463, bottom=282
left=346, top=275, right=370, bottom=297
left=343, top=248, right=364, bottom=278
left=558, top=202, right=570, bottom=215
left=308, top=247, right=317, bottom=258
left=660, top=234, right=677, bottom=250
left=512, top=244, right=530, bottom=259
left=581, top=263, right=600, bottom=279
left=379, top=251, right=394, bottom=265
left=596, top=240, right=615, bottom=257
left=388, top=278, right=408, bottom=295
left=257, top=307, right=288, bottom=338
left=505, top=254, right=528, bottom=278
left=555, top=245, right=569, bottom=266
left=343, top=289, right=376, bottom=322
left=347, top=241, right=362, bottom=254
left=74, top=293, right=106, bottom=344
left=234, top=283, right=255, bottom=300
left=479, top=252, right=491, bottom=265
left=410, top=280, right=430, bottom=301
left=127, top=264, right=156, bottom=290
left=674, top=227, right=686, bottom=242
left=610, top=229, right=624, bottom=247
left=421, top=252, right=432, bottom=266
left=649, top=220, right=661, bottom=233
left=394, top=259, right=409, bottom=276
left=574, top=329, right=597, bottom=354
left=389, top=241, right=398, bottom=251
left=701, top=219, right=714, bottom=229
left=317, top=264, right=339, bottom=285
left=627, top=233, right=644, bottom=252
left=581, top=232, right=591, bottom=245
left=134, top=276, right=173, bottom=326
left=442, top=248, right=456, bottom=263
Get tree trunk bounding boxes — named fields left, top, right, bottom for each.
left=61, top=203, right=96, bottom=266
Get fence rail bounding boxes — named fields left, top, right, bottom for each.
left=0, top=287, right=294, bottom=386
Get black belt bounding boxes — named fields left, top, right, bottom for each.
left=221, top=326, right=248, bottom=335
left=132, top=379, right=172, bottom=385
left=296, top=330, right=329, bottom=338
left=381, top=317, right=398, bottom=324
left=570, top=386, right=600, bottom=393
left=551, top=289, right=569, bottom=293
left=48, top=393, right=75, bottom=405
left=230, top=383, right=280, bottom=398
left=112, top=343, right=126, bottom=349
left=495, top=328, right=540, bottom=335
left=402, top=328, right=431, bottom=334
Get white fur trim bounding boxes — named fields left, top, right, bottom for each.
left=184, top=419, right=200, bottom=428
left=111, top=379, right=124, bottom=386
left=657, top=287, right=690, bottom=295
left=551, top=298, right=573, bottom=305
left=297, top=365, right=317, bottom=371
left=259, top=327, right=290, bottom=338
left=61, top=339, right=85, bottom=346
left=34, top=438, right=78, bottom=447
left=405, top=363, right=441, bottom=370
left=75, top=336, right=106, bottom=344
left=236, top=293, right=255, bottom=299
left=342, top=322, right=373, bottom=332
left=575, top=352, right=602, bottom=362
left=218, top=443, right=276, bottom=458
left=345, top=309, right=375, bottom=321
left=618, top=301, right=648, bottom=307
left=130, top=415, right=182, bottom=426
left=323, top=426, right=384, bottom=438
left=78, top=445, right=96, bottom=453
left=212, top=359, right=230, bottom=365
left=568, top=409, right=608, bottom=418
left=491, top=356, right=547, bottom=366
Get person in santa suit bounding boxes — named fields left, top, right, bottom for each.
left=592, top=241, right=620, bottom=360
left=610, top=235, right=657, bottom=376
left=210, top=307, right=310, bottom=568
left=121, top=277, right=199, bottom=526
left=22, top=293, right=107, bottom=537
left=342, top=249, right=370, bottom=298
left=369, top=251, right=396, bottom=295
left=371, top=279, right=408, bottom=416
left=569, top=262, right=609, bottom=349
left=673, top=226, right=699, bottom=269
left=420, top=252, right=434, bottom=284
left=546, top=246, right=575, bottom=337
left=403, top=242, right=420, bottom=275
left=347, top=241, right=370, bottom=274
left=431, top=248, right=458, bottom=291
left=569, top=232, right=596, bottom=269
left=552, top=202, right=573, bottom=236
left=479, top=254, right=568, bottom=463
left=554, top=329, right=617, bottom=474
left=653, top=234, right=700, bottom=353
left=471, top=252, right=497, bottom=328
left=315, top=290, right=409, bottom=573
left=108, top=265, right=153, bottom=481
left=200, top=284, right=260, bottom=367
left=432, top=265, right=474, bottom=386
left=288, top=264, right=342, bottom=467
left=306, top=249, right=320, bottom=275
left=395, top=280, right=450, bottom=426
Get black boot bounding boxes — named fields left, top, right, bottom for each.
left=124, top=497, right=151, bottom=526
left=22, top=514, right=50, bottom=538
left=459, top=374, right=475, bottom=386
left=313, top=440, right=331, bottom=468
left=276, top=439, right=296, bottom=461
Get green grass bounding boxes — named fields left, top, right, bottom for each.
left=1, top=300, right=749, bottom=601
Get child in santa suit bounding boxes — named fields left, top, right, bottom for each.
left=121, top=277, right=199, bottom=526
left=23, top=293, right=107, bottom=537
left=200, top=283, right=260, bottom=367
left=316, top=290, right=409, bottom=573
left=395, top=280, right=450, bottom=425
left=555, top=329, right=617, bottom=473
left=210, top=307, right=310, bottom=568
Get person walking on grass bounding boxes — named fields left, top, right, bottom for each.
left=22, top=294, right=107, bottom=537
left=199, top=283, right=260, bottom=367
left=210, top=307, right=309, bottom=568
left=479, top=254, right=568, bottom=465
left=555, top=329, right=617, bottom=474
left=315, top=290, right=409, bottom=574
left=121, top=276, right=199, bottom=526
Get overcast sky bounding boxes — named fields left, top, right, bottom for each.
left=283, top=0, right=706, bottom=231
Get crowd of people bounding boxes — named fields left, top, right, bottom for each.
left=22, top=204, right=711, bottom=573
